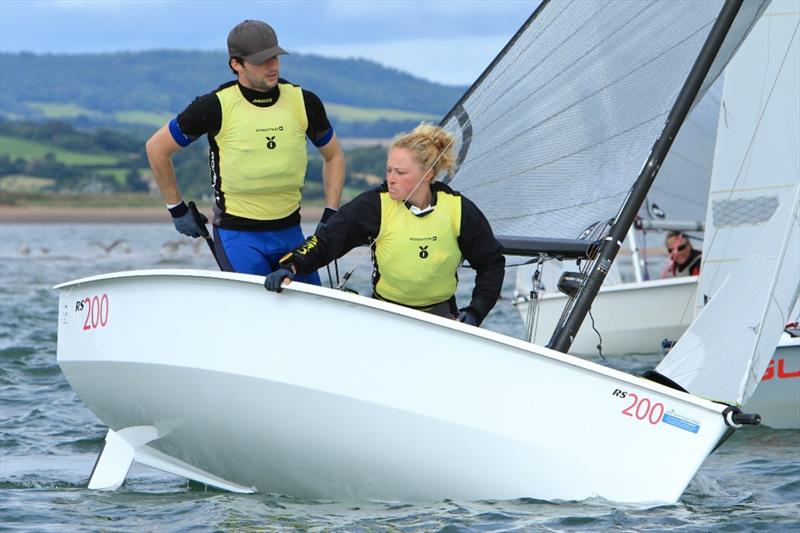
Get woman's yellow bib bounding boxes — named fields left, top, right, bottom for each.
left=374, top=191, right=462, bottom=307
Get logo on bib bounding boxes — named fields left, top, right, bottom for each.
left=419, top=246, right=429, bottom=259
left=266, top=136, right=277, bottom=149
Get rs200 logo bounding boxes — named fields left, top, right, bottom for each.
left=76, top=294, right=109, bottom=331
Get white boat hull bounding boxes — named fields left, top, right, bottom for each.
left=745, top=337, right=800, bottom=429
left=516, top=277, right=697, bottom=356
left=56, top=270, right=733, bottom=503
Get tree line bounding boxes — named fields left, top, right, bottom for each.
left=0, top=120, right=388, bottom=199
left=1, top=51, right=463, bottom=136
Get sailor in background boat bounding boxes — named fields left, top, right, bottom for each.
left=144, top=20, right=345, bottom=281
left=264, top=123, right=505, bottom=326
left=661, top=231, right=702, bottom=278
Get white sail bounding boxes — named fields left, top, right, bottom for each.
left=657, top=0, right=800, bottom=405
left=644, top=79, right=722, bottom=223
left=441, top=0, right=767, bottom=239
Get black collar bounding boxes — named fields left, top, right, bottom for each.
left=237, top=82, right=280, bottom=107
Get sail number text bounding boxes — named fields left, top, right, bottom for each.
left=612, top=389, right=664, bottom=425
left=75, top=294, right=109, bottom=331
left=762, top=357, right=800, bottom=380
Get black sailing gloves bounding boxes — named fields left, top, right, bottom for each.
left=264, top=235, right=320, bottom=293
left=457, top=307, right=480, bottom=327
left=314, top=207, right=338, bottom=235
left=168, top=201, right=205, bottom=238
left=264, top=268, right=295, bottom=292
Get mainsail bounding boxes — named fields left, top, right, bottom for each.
left=441, top=0, right=767, bottom=240
left=657, top=0, right=800, bottom=405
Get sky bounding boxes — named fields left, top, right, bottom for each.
left=0, top=0, right=540, bottom=86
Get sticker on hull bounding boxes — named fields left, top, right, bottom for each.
left=661, top=412, right=700, bottom=433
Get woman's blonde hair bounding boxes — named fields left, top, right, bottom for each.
left=390, top=123, right=456, bottom=179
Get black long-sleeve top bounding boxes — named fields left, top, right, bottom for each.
left=283, top=182, right=505, bottom=323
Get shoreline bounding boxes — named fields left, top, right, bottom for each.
left=0, top=205, right=325, bottom=223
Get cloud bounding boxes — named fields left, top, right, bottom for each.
left=296, top=34, right=511, bottom=86
left=0, top=0, right=537, bottom=84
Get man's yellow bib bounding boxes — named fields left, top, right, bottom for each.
left=374, top=192, right=462, bottom=307
left=215, top=83, right=308, bottom=220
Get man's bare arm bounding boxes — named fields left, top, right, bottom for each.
left=317, top=132, right=345, bottom=209
left=145, top=124, right=184, bottom=205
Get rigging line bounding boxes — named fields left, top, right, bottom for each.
left=553, top=233, right=603, bottom=340
left=472, top=0, right=658, bottom=132
left=400, top=136, right=456, bottom=207
left=505, top=258, right=545, bottom=268
left=460, top=112, right=662, bottom=192
left=704, top=86, right=723, bottom=108
left=641, top=229, right=650, bottom=280
left=335, top=240, right=373, bottom=291
left=676, top=279, right=697, bottom=329
left=700, top=19, right=800, bottom=296
left=648, top=185, right=708, bottom=209
left=686, top=115, right=719, bottom=140
left=524, top=257, right=546, bottom=344
left=660, top=149, right=714, bottom=174
left=588, top=309, right=605, bottom=361
left=325, top=264, right=334, bottom=288
left=458, top=12, right=717, bottom=163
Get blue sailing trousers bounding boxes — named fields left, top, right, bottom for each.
left=213, top=225, right=321, bottom=285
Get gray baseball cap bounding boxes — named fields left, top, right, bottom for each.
left=227, top=20, right=288, bottom=64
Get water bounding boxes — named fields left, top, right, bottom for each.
left=1, top=222, right=798, bottom=531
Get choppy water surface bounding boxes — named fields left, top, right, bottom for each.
left=1, top=223, right=798, bottom=532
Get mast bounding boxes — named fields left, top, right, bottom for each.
left=548, top=0, right=744, bottom=353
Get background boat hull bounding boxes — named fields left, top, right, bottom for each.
left=745, top=338, right=800, bottom=429
left=516, top=277, right=697, bottom=356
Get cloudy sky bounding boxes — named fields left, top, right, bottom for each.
left=0, top=0, right=539, bottom=86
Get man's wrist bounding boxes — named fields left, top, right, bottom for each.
left=167, top=200, right=188, bottom=218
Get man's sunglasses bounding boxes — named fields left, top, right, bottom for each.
left=667, top=243, right=688, bottom=253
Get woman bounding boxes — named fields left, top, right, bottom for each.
left=264, top=123, right=505, bottom=326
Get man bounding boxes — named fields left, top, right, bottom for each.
left=661, top=231, right=702, bottom=278
left=146, top=20, right=345, bottom=282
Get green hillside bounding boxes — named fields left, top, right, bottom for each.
left=26, top=102, right=172, bottom=128
left=0, top=120, right=388, bottom=203
left=0, top=50, right=439, bottom=203
left=0, top=135, right=119, bottom=165
left=0, top=51, right=464, bottom=135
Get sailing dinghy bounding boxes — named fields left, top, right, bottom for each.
left=56, top=0, right=795, bottom=503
